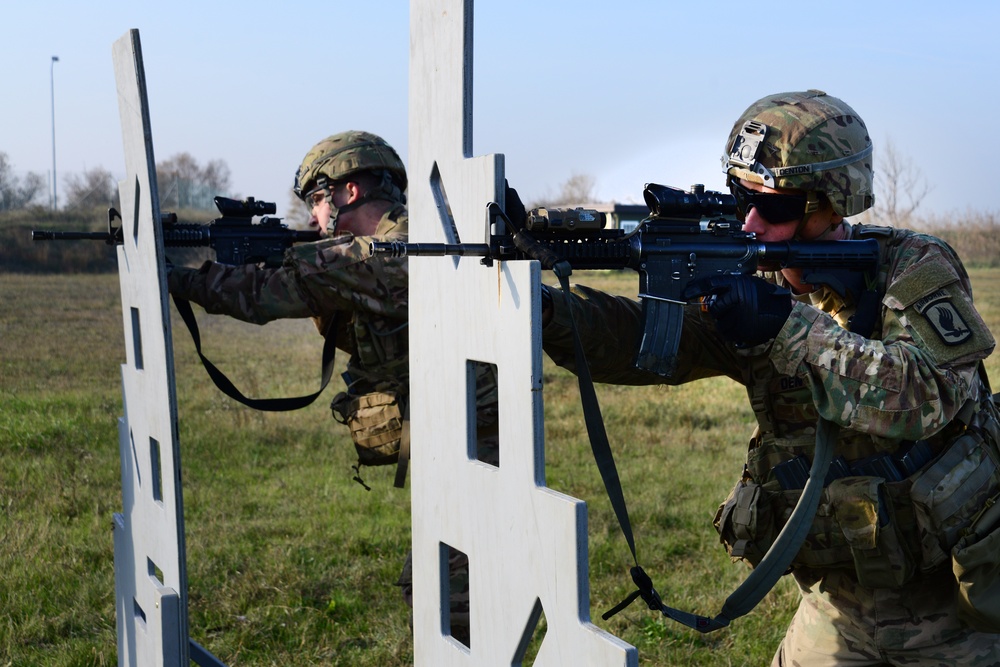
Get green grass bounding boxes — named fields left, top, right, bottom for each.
left=3, top=269, right=999, bottom=666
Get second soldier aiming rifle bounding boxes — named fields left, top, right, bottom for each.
left=372, top=183, right=880, bottom=378
left=35, top=195, right=331, bottom=411
left=33, top=196, right=320, bottom=267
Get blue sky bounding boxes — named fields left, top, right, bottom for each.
left=4, top=1, right=998, bottom=217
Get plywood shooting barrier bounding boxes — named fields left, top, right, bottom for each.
left=106, top=1, right=639, bottom=663
left=406, top=0, right=635, bottom=664
left=110, top=29, right=225, bottom=667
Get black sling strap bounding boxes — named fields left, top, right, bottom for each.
left=172, top=295, right=338, bottom=411
left=510, top=225, right=662, bottom=623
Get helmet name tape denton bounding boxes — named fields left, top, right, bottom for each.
left=723, top=90, right=875, bottom=218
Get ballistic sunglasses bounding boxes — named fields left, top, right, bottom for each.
left=730, top=179, right=808, bottom=225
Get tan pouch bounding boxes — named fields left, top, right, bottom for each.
left=829, top=477, right=916, bottom=589
left=330, top=390, right=404, bottom=467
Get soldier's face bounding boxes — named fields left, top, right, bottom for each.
left=309, top=183, right=351, bottom=234
left=309, top=192, right=332, bottom=233
left=738, top=179, right=841, bottom=242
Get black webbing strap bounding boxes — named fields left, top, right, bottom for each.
left=509, top=225, right=659, bottom=624
left=172, top=295, right=338, bottom=411
left=551, top=262, right=656, bottom=612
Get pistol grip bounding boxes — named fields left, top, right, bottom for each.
left=635, top=299, right=684, bottom=378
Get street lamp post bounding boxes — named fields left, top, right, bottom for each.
left=51, top=55, right=59, bottom=210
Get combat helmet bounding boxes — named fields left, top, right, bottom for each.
left=723, top=90, right=874, bottom=218
left=294, top=130, right=407, bottom=202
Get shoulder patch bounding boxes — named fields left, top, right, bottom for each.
left=886, top=273, right=994, bottom=365
left=914, top=292, right=973, bottom=346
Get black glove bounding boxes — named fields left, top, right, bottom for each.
left=682, top=274, right=792, bottom=347
left=504, top=179, right=527, bottom=231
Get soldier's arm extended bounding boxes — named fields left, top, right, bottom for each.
left=541, top=283, right=743, bottom=386
left=168, top=232, right=405, bottom=325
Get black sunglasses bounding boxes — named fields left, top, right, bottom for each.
left=730, top=180, right=807, bottom=225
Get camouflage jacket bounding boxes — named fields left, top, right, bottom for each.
left=168, top=204, right=410, bottom=395
left=542, top=222, right=996, bottom=479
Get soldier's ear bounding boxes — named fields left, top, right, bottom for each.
left=343, top=181, right=364, bottom=205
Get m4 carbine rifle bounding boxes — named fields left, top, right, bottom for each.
left=33, top=196, right=320, bottom=267
left=371, top=183, right=880, bottom=378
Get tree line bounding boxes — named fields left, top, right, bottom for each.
left=3, top=139, right=998, bottom=269
left=0, top=151, right=233, bottom=212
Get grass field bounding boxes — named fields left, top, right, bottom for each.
left=2, top=268, right=999, bottom=666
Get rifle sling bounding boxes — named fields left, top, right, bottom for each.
left=553, top=266, right=869, bottom=632
left=547, top=265, right=653, bottom=618
left=172, top=295, right=337, bottom=411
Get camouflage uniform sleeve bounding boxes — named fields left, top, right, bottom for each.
left=166, top=259, right=316, bottom=324
left=770, top=235, right=995, bottom=440
left=288, top=232, right=408, bottom=321
left=541, top=283, right=742, bottom=385
left=166, top=230, right=408, bottom=325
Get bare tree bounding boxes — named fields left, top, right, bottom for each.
left=559, top=172, right=597, bottom=204
left=201, top=159, right=231, bottom=192
left=64, top=166, right=118, bottom=210
left=870, top=138, right=930, bottom=226
left=156, top=152, right=233, bottom=210
left=530, top=172, right=598, bottom=208
left=0, top=152, right=46, bottom=210
left=284, top=187, right=312, bottom=230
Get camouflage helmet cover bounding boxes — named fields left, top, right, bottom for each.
left=294, top=130, right=407, bottom=199
left=723, top=90, right=874, bottom=217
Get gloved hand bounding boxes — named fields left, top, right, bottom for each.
left=504, top=179, right=527, bottom=231
left=682, top=274, right=793, bottom=347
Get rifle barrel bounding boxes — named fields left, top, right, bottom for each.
left=370, top=241, right=491, bottom=257
left=32, top=230, right=114, bottom=241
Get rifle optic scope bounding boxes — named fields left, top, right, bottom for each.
left=643, top=183, right=737, bottom=220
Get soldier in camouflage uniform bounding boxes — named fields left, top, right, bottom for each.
left=168, top=130, right=497, bottom=645
left=540, top=91, right=1000, bottom=665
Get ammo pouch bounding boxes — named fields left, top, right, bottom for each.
left=824, top=477, right=916, bottom=589
left=714, top=479, right=775, bottom=567
left=952, top=490, right=1000, bottom=632
left=330, top=389, right=405, bottom=467
left=715, top=475, right=917, bottom=588
left=947, top=395, right=1000, bottom=631
left=717, top=395, right=1000, bottom=593
left=910, top=412, right=1000, bottom=571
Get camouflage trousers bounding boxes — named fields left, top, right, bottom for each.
left=773, top=567, right=1000, bottom=666
left=395, top=429, right=499, bottom=647
left=396, top=548, right=471, bottom=644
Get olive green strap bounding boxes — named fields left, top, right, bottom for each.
left=393, top=402, right=411, bottom=489
left=173, top=295, right=338, bottom=411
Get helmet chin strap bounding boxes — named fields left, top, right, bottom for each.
left=791, top=191, right=838, bottom=241
left=326, top=171, right=404, bottom=236
left=326, top=198, right=365, bottom=236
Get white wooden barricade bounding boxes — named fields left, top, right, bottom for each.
left=408, top=1, right=637, bottom=664
left=109, top=30, right=224, bottom=667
